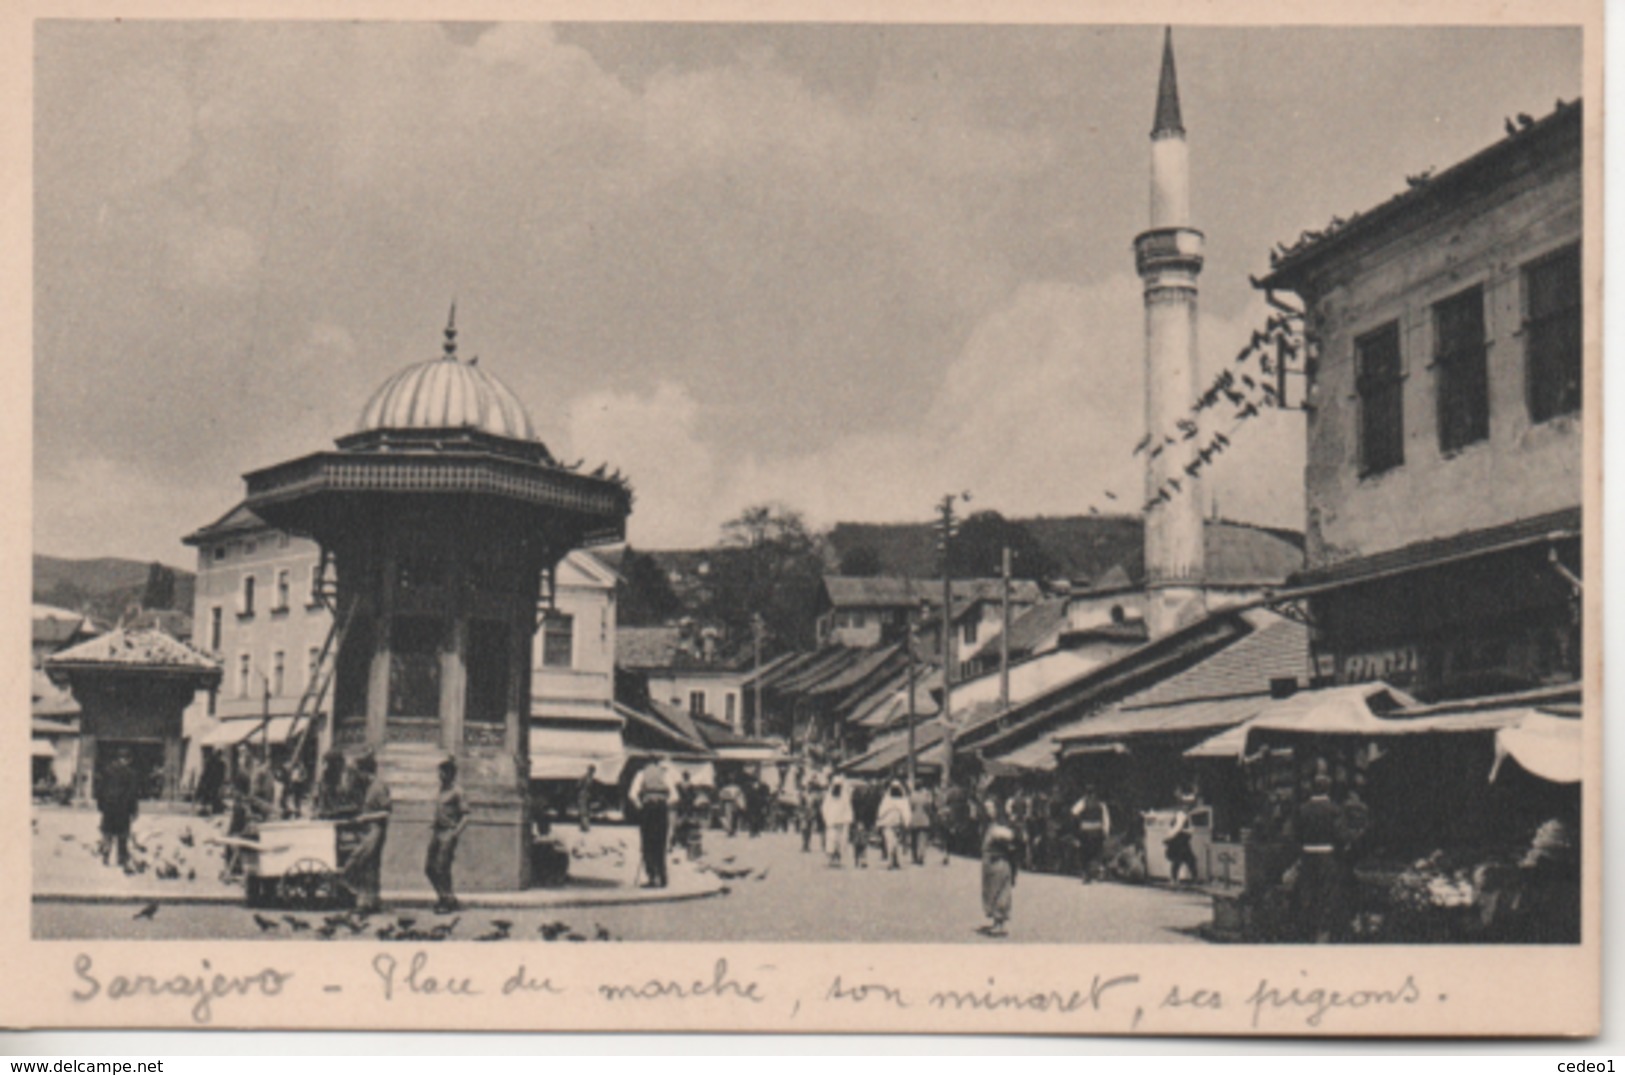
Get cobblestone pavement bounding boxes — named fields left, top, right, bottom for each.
left=35, top=826, right=1212, bottom=944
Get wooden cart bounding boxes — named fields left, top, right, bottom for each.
left=235, top=819, right=360, bottom=910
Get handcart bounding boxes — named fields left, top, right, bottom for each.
left=227, top=818, right=361, bottom=910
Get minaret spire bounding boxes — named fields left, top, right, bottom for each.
left=443, top=300, right=458, bottom=360
left=1152, top=27, right=1184, bottom=138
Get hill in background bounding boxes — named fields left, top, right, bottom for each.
left=33, top=554, right=196, bottom=627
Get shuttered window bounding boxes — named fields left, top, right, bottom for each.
left=1525, top=244, right=1582, bottom=422
left=1355, top=322, right=1404, bottom=475
left=1434, top=285, right=1489, bottom=452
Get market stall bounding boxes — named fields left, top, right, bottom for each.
left=1185, top=684, right=1580, bottom=943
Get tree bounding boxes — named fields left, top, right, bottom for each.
left=838, top=544, right=884, bottom=577
left=616, top=547, right=682, bottom=626
left=707, top=503, right=828, bottom=651
left=140, top=561, right=177, bottom=611
left=947, top=510, right=1056, bottom=581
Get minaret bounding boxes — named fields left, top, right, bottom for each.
left=1135, top=28, right=1207, bottom=638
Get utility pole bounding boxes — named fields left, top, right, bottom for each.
left=935, top=491, right=969, bottom=794
left=905, top=590, right=919, bottom=792
left=750, top=612, right=764, bottom=738
left=999, top=545, right=1012, bottom=711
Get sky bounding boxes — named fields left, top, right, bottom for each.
left=32, top=21, right=1582, bottom=567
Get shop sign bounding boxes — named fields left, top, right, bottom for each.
left=1338, top=645, right=1419, bottom=684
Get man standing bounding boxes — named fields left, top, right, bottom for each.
left=425, top=756, right=468, bottom=914
left=627, top=755, right=672, bottom=888
left=1071, top=785, right=1112, bottom=884
left=908, top=783, right=934, bottom=865
left=341, top=751, right=392, bottom=914
left=576, top=764, right=596, bottom=832
left=96, top=747, right=141, bottom=869
left=1295, top=774, right=1346, bottom=943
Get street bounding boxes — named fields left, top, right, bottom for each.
left=34, top=826, right=1212, bottom=944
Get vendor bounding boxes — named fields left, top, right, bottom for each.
left=1295, top=773, right=1348, bottom=943
left=340, top=751, right=392, bottom=914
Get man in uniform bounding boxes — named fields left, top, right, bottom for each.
left=425, top=756, right=468, bottom=914
left=627, top=755, right=672, bottom=888
left=341, top=751, right=393, bottom=914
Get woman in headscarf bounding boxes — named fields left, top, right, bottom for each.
left=820, top=776, right=853, bottom=868
left=979, top=796, right=1019, bottom=936
left=876, top=781, right=912, bottom=869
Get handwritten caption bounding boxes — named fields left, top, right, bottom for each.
left=68, top=950, right=1437, bottom=1031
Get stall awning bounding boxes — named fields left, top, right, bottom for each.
left=1491, top=711, right=1582, bottom=784
left=200, top=716, right=301, bottom=747
left=32, top=738, right=58, bottom=759
left=528, top=723, right=627, bottom=783
left=714, top=745, right=787, bottom=763
left=1057, top=741, right=1130, bottom=760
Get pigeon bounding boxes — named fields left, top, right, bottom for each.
left=133, top=902, right=159, bottom=921
left=253, top=913, right=281, bottom=932
left=565, top=932, right=586, bottom=943
left=179, top=829, right=195, bottom=848
left=283, top=915, right=312, bottom=932
left=1103, top=490, right=1118, bottom=501
left=719, top=885, right=733, bottom=897
left=1517, top=112, right=1535, bottom=129
left=755, top=868, right=770, bottom=882
left=474, top=929, right=507, bottom=942
left=594, top=924, right=612, bottom=941
left=394, top=916, right=417, bottom=931
left=1505, top=117, right=1518, bottom=136
left=490, top=919, right=513, bottom=932
left=315, top=925, right=338, bottom=940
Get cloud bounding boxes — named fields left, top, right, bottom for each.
left=564, top=273, right=1305, bottom=548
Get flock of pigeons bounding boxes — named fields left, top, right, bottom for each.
left=49, top=817, right=222, bottom=885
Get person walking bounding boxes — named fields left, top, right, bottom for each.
left=821, top=776, right=853, bottom=868
left=979, top=797, right=1019, bottom=936
left=850, top=778, right=879, bottom=868
left=627, top=755, right=672, bottom=888
left=425, top=756, right=468, bottom=914
left=96, top=748, right=141, bottom=869
left=877, top=781, right=912, bottom=869
left=576, top=764, right=596, bottom=832
left=341, top=751, right=393, bottom=914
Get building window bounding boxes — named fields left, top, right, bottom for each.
left=213, top=545, right=227, bottom=563
left=307, top=563, right=325, bottom=607
left=272, top=650, right=286, bottom=697
left=308, top=645, right=321, bottom=690
left=962, top=618, right=979, bottom=646
left=689, top=690, right=706, bottom=717
left=209, top=606, right=223, bottom=652
left=725, top=692, right=736, bottom=727
left=274, top=569, right=291, bottom=612
left=1355, top=322, right=1405, bottom=475
left=244, top=540, right=257, bottom=555
left=238, top=652, right=252, bottom=699
left=541, top=613, right=574, bottom=669
left=238, top=574, right=256, bottom=617
left=1525, top=243, right=1582, bottom=423
left=1434, top=285, right=1489, bottom=452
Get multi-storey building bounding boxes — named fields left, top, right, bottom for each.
left=1261, top=100, right=1584, bottom=702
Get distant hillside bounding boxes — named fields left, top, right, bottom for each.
left=33, top=554, right=196, bottom=625
left=826, top=513, right=1303, bottom=586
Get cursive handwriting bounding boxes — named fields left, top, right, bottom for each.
left=827, top=975, right=910, bottom=1008
left=929, top=973, right=1139, bottom=1014
left=372, top=951, right=481, bottom=1000
left=503, top=965, right=566, bottom=997
left=1245, top=973, right=1421, bottom=1028
left=598, top=958, right=764, bottom=1003
left=72, top=953, right=293, bottom=1025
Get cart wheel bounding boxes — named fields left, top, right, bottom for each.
left=277, top=857, right=341, bottom=910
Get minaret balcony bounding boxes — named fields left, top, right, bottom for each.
left=1134, top=226, right=1206, bottom=277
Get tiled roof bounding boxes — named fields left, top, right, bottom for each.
left=644, top=699, right=712, bottom=752
left=1292, top=507, right=1581, bottom=589
left=46, top=628, right=221, bottom=676
left=1122, top=611, right=1308, bottom=708
left=615, top=625, right=751, bottom=671
left=822, top=576, right=1042, bottom=611
left=183, top=502, right=273, bottom=545
left=31, top=668, right=80, bottom=716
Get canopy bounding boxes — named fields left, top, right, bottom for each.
left=200, top=715, right=300, bottom=747
left=528, top=723, right=627, bottom=783
left=1491, top=711, right=1582, bottom=784
left=1057, top=741, right=1130, bottom=760
left=714, top=744, right=787, bottom=763
left=32, top=738, right=57, bottom=759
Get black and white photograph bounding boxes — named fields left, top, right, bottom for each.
left=7, top=1, right=1602, bottom=1037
